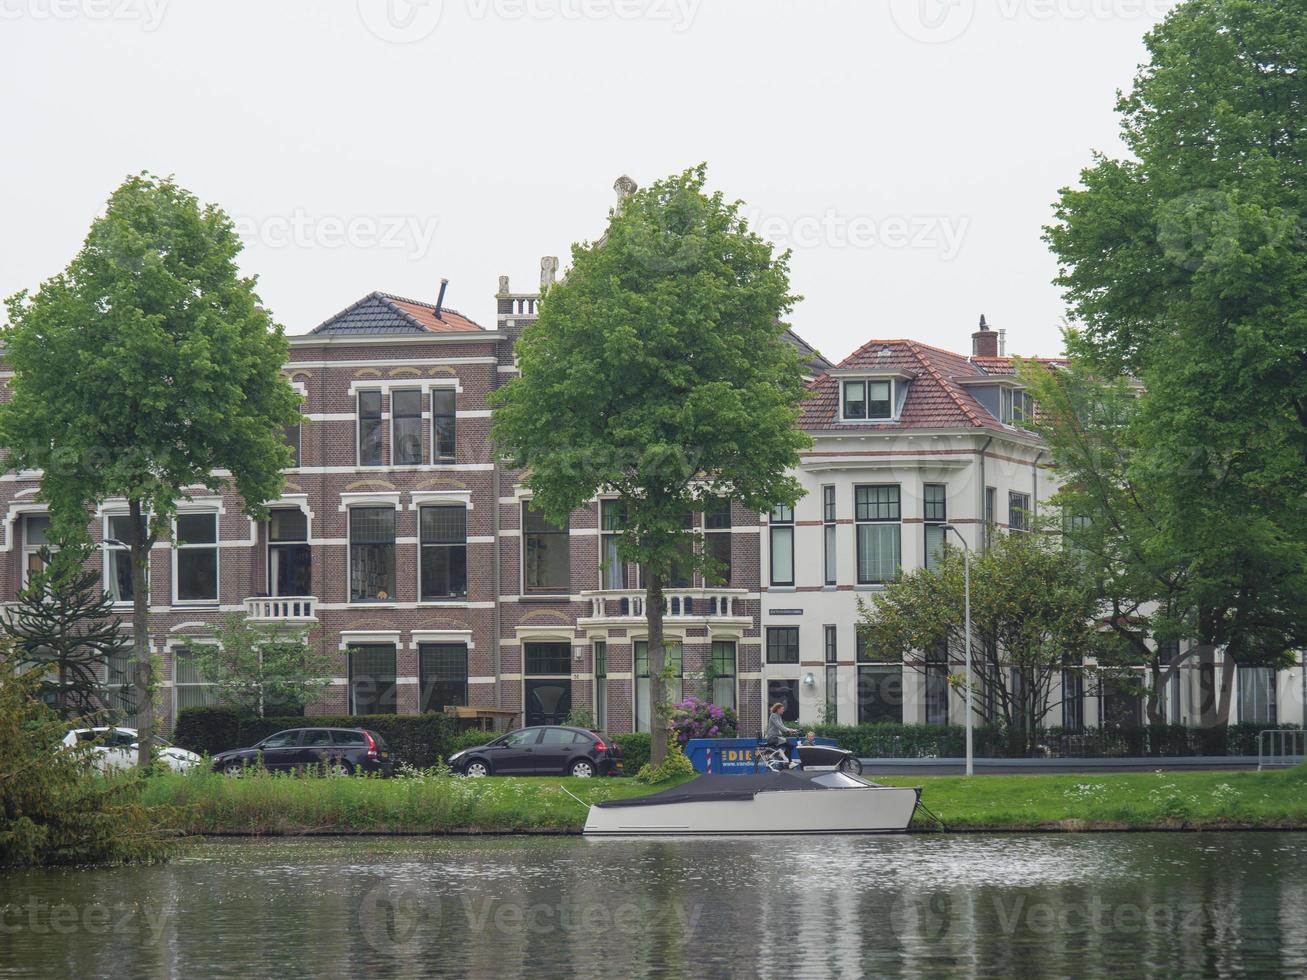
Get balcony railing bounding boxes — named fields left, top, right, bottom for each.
left=579, top=589, right=749, bottom=624
left=243, top=596, right=318, bottom=624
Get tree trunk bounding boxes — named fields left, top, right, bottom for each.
left=645, top=568, right=667, bottom=766
left=129, top=498, right=154, bottom=770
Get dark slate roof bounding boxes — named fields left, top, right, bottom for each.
left=800, top=337, right=1065, bottom=433
left=309, top=291, right=486, bottom=336
left=784, top=328, right=832, bottom=375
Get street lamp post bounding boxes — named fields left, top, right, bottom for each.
left=940, top=524, right=973, bottom=776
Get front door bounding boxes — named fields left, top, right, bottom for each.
left=525, top=680, right=571, bottom=728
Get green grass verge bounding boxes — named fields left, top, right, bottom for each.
left=139, top=768, right=691, bottom=835
left=138, top=764, right=1307, bottom=835
left=884, top=764, right=1307, bottom=831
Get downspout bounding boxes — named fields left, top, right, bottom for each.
left=978, top=436, right=993, bottom=549
left=492, top=460, right=501, bottom=708
left=1032, top=449, right=1046, bottom=523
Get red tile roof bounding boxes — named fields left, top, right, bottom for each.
left=799, top=338, right=1066, bottom=433
left=309, top=291, right=487, bottom=336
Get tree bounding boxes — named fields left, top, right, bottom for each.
left=0, top=174, right=303, bottom=767
left=185, top=614, right=335, bottom=717
left=490, top=166, right=811, bottom=764
left=1, top=544, right=129, bottom=722
left=0, top=667, right=176, bottom=868
left=1044, top=0, right=1307, bottom=727
left=857, top=531, right=1105, bottom=756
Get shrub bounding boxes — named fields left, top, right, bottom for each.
left=668, top=696, right=738, bottom=745
left=634, top=742, right=695, bottom=784
left=612, top=732, right=649, bottom=772
left=0, top=669, right=177, bottom=868
left=174, top=707, right=460, bottom=768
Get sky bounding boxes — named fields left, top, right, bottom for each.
left=0, top=0, right=1175, bottom=363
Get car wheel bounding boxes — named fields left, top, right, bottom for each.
left=464, top=760, right=490, bottom=778
left=325, top=760, right=353, bottom=777
left=569, top=759, right=596, bottom=779
left=839, top=756, right=864, bottom=776
left=222, top=763, right=246, bottom=778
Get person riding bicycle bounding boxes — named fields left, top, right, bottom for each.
left=763, top=703, right=797, bottom=767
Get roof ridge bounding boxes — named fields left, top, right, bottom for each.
left=375, top=293, right=431, bottom=332
left=308, top=291, right=393, bottom=334
left=903, top=340, right=986, bottom=429
left=379, top=291, right=476, bottom=323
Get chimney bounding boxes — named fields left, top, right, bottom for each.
left=434, top=278, right=449, bottom=320
left=972, top=314, right=998, bottom=358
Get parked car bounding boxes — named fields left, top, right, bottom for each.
left=62, top=727, right=203, bottom=773
left=448, top=726, right=623, bottom=778
left=211, top=727, right=394, bottom=777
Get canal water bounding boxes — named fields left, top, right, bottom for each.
left=2, top=833, right=1305, bottom=978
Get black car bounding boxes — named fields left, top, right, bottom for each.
left=448, top=726, right=622, bottom=778
left=212, top=727, right=394, bottom=777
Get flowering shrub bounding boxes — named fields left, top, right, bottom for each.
left=668, top=696, right=738, bottom=745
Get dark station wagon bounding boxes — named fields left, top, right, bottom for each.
left=212, top=727, right=394, bottom=777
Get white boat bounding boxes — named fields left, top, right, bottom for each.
left=583, top=770, right=921, bottom=836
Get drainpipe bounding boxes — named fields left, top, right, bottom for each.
left=977, top=436, right=993, bottom=549
left=492, top=460, right=502, bottom=708
left=1032, top=449, right=1046, bottom=523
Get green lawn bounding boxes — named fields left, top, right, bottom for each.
left=138, top=764, right=1307, bottom=835
left=882, top=765, right=1307, bottom=831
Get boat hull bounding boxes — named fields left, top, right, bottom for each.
left=584, top=785, right=920, bottom=836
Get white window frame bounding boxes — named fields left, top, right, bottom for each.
left=356, top=388, right=385, bottom=466
left=418, top=503, right=468, bottom=601
left=267, top=506, right=311, bottom=598
left=854, top=484, right=901, bottom=585
left=20, top=512, right=53, bottom=589
left=171, top=510, right=220, bottom=606
left=769, top=504, right=795, bottom=587
left=103, top=512, right=147, bottom=607
left=390, top=387, right=423, bottom=466
left=431, top=386, right=457, bottom=464
left=347, top=504, right=398, bottom=604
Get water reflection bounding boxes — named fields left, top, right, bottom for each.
left=1, top=833, right=1305, bottom=978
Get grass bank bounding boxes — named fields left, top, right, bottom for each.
left=139, top=765, right=1307, bottom=836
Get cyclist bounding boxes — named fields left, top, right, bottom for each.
left=762, top=702, right=798, bottom=769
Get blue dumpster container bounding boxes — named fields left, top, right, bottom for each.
left=683, top=737, right=839, bottom=774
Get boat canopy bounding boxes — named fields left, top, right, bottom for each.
left=594, top=771, right=872, bottom=809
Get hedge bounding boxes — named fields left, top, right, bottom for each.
left=174, top=707, right=461, bottom=768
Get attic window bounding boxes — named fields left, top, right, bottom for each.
left=842, top=380, right=893, bottom=421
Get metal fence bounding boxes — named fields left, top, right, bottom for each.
left=1257, top=730, right=1307, bottom=770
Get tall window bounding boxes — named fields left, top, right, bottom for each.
left=858, top=628, right=903, bottom=724
left=766, top=626, right=799, bottom=664
left=634, top=640, right=682, bottom=733
left=268, top=508, right=310, bottom=597
left=824, top=625, right=838, bottom=722
left=349, top=507, right=395, bottom=602
left=599, top=499, right=627, bottom=590
left=925, top=645, right=949, bottom=725
left=392, top=389, right=422, bottom=465
left=1009, top=491, right=1031, bottom=532
left=924, top=483, right=947, bottom=572
left=22, top=514, right=51, bottom=586
left=984, top=486, right=997, bottom=547
left=419, top=643, right=467, bottom=712
left=419, top=506, right=467, bottom=600
left=104, top=514, right=138, bottom=605
left=104, top=650, right=138, bottom=727
left=842, top=380, right=892, bottom=421
left=284, top=423, right=301, bottom=468
left=1238, top=666, right=1276, bottom=725
left=357, top=390, right=383, bottom=465
left=1000, top=386, right=1014, bottom=424
left=704, top=498, right=732, bottom=586
left=523, top=504, right=570, bottom=594
left=173, top=646, right=219, bottom=714
left=769, top=504, right=794, bottom=587
left=1062, top=653, right=1084, bottom=731
left=432, top=388, right=456, bottom=463
left=593, top=640, right=607, bottom=731
left=175, top=512, right=218, bottom=603
left=822, top=485, right=837, bottom=585
left=349, top=644, right=396, bottom=714
left=855, top=485, right=901, bottom=584
left=710, top=640, right=736, bottom=710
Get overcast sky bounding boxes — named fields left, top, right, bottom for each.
left=1, top=0, right=1173, bottom=362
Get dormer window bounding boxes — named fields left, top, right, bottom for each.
left=842, top=380, right=893, bottom=421
left=1000, top=387, right=1014, bottom=425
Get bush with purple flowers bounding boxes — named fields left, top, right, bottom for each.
left=669, top=696, right=739, bottom=745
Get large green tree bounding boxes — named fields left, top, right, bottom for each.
left=858, top=531, right=1106, bottom=755
left=491, top=166, right=811, bottom=764
left=1044, top=0, right=1307, bottom=724
left=0, top=174, right=303, bottom=767
left=186, top=613, right=335, bottom=717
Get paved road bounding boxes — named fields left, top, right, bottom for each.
left=858, top=756, right=1274, bottom=776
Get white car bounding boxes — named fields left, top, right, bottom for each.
left=62, top=727, right=202, bottom=773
